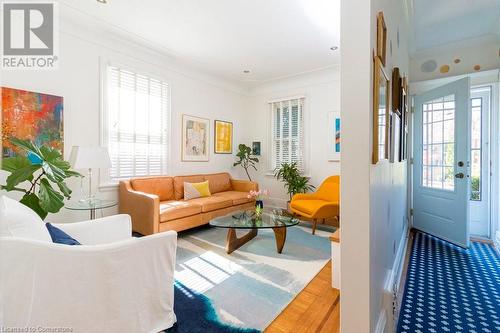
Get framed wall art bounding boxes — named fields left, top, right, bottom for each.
left=2, top=87, right=64, bottom=158
left=372, top=56, right=390, bottom=164
left=182, top=115, right=210, bottom=161
left=392, top=67, right=402, bottom=117
left=377, top=12, right=387, bottom=66
left=252, top=141, right=261, bottom=156
left=214, top=120, right=233, bottom=154
left=328, top=111, right=341, bottom=161
left=399, top=76, right=409, bottom=161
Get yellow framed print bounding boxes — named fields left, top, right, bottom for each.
left=214, top=120, right=233, bottom=154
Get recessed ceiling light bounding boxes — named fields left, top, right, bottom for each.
left=96, top=0, right=107, bottom=4
left=330, top=46, right=338, bottom=51
left=243, top=70, right=251, bottom=74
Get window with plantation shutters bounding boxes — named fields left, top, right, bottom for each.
left=105, top=66, right=169, bottom=180
left=270, top=97, right=305, bottom=171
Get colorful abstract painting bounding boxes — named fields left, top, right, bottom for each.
left=335, top=118, right=341, bottom=152
left=182, top=114, right=209, bottom=161
left=214, top=120, right=233, bottom=154
left=328, top=111, right=340, bottom=161
left=2, top=87, right=63, bottom=157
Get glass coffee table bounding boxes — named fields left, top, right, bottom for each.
left=209, top=208, right=300, bottom=254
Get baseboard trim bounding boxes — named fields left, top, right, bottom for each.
left=382, top=220, right=410, bottom=333
left=392, top=222, right=410, bottom=292
left=264, top=197, right=288, bottom=209
left=374, top=309, right=387, bottom=333
left=495, top=231, right=500, bottom=255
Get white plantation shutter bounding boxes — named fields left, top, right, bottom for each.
left=106, top=66, right=169, bottom=180
left=271, top=97, right=305, bottom=171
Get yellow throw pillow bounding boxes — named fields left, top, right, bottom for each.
left=184, top=181, right=211, bottom=200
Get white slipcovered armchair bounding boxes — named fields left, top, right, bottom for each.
left=0, top=195, right=177, bottom=333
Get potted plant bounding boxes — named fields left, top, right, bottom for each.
left=274, top=162, right=315, bottom=210
left=233, top=144, right=259, bottom=181
left=0, top=138, right=82, bottom=219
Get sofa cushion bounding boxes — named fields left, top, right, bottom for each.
left=186, top=196, right=232, bottom=212
left=173, top=175, right=205, bottom=200
left=291, top=199, right=330, bottom=215
left=45, top=223, right=81, bottom=245
left=184, top=181, right=211, bottom=200
left=0, top=195, right=52, bottom=242
left=131, top=177, right=174, bottom=201
left=160, top=201, right=202, bottom=222
left=213, top=191, right=253, bottom=205
left=204, top=173, right=232, bottom=194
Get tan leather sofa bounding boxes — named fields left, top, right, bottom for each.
left=119, top=172, right=258, bottom=235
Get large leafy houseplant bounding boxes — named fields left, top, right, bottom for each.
left=274, top=162, right=315, bottom=201
left=1, top=138, right=81, bottom=219
left=233, top=144, right=259, bottom=181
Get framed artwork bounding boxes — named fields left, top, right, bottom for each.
left=372, top=56, right=390, bottom=164
left=328, top=111, right=341, bottom=161
left=252, top=141, right=261, bottom=156
left=182, top=115, right=210, bottom=161
left=392, top=67, right=402, bottom=117
left=2, top=87, right=63, bottom=158
left=377, top=12, right=387, bottom=67
left=214, top=120, right=233, bottom=154
left=399, top=76, right=409, bottom=161
left=389, top=113, right=400, bottom=163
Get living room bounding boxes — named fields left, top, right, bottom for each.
left=1, top=1, right=342, bottom=332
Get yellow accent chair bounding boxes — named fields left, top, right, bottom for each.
left=290, top=175, right=340, bottom=235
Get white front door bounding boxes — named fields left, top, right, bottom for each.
left=413, top=77, right=471, bottom=248
left=469, top=86, right=492, bottom=238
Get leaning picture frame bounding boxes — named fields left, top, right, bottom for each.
left=372, top=55, right=390, bottom=164
left=377, top=12, right=387, bottom=67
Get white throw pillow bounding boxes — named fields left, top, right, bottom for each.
left=0, top=195, right=51, bottom=242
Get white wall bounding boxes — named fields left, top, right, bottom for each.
left=0, top=18, right=250, bottom=223
left=241, top=68, right=341, bottom=206
left=341, top=0, right=410, bottom=331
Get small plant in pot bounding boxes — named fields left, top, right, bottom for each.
left=274, top=162, right=315, bottom=210
left=0, top=138, right=82, bottom=219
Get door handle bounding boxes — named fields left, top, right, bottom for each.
left=455, top=173, right=465, bottom=179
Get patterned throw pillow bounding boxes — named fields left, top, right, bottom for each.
left=184, top=181, right=211, bottom=200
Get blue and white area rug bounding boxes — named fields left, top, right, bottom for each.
left=397, top=231, right=500, bottom=333
left=167, top=223, right=333, bottom=333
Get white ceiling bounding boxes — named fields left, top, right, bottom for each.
left=411, top=0, right=500, bottom=51
left=60, top=0, right=340, bottom=84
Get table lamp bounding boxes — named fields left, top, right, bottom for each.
left=69, top=146, right=111, bottom=204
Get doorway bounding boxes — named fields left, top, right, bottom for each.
left=469, top=86, right=492, bottom=238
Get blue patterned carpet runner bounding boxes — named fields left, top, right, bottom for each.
left=397, top=231, right=500, bottom=333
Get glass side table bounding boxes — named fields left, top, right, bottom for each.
left=65, top=199, right=118, bottom=220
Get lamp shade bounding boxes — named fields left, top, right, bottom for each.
left=69, top=146, right=111, bottom=169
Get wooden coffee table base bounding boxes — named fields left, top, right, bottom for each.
left=225, top=227, right=287, bottom=254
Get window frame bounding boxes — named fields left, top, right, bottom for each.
left=267, top=95, right=309, bottom=175
left=99, top=59, right=172, bottom=188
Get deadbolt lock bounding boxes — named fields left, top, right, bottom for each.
left=458, top=161, right=464, bottom=167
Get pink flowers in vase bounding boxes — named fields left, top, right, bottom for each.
left=248, top=189, right=270, bottom=210
left=247, top=189, right=270, bottom=201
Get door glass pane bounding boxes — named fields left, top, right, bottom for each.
left=470, top=97, right=482, bottom=201
left=422, top=95, right=455, bottom=190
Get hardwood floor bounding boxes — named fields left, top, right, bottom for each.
left=265, top=261, right=340, bottom=333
